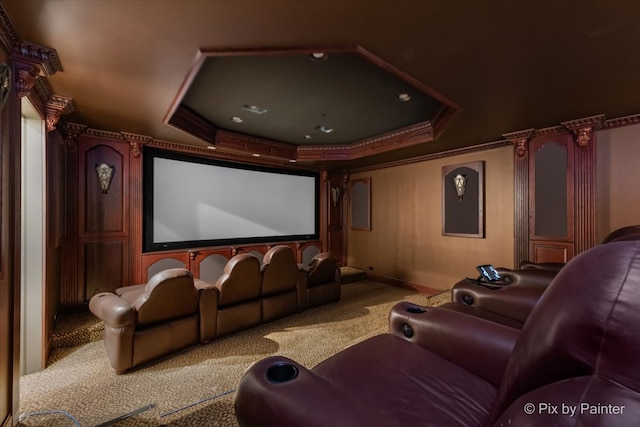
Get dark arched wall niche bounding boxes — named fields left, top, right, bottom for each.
left=350, top=178, right=371, bottom=231
left=442, top=161, right=484, bottom=238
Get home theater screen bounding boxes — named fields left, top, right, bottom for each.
left=143, top=148, right=319, bottom=252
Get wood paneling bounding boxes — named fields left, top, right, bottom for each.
left=529, top=240, right=573, bottom=264
left=78, top=141, right=129, bottom=237
left=80, top=240, right=129, bottom=299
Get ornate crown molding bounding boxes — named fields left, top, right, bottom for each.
left=503, top=129, right=535, bottom=159
left=1, top=4, right=63, bottom=97
left=602, top=113, right=640, bottom=129
left=121, top=132, right=153, bottom=158
left=60, top=122, right=88, bottom=148
left=46, top=95, right=75, bottom=131
left=561, top=115, right=605, bottom=148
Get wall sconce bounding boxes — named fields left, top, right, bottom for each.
left=0, top=64, right=11, bottom=111
left=453, top=173, right=467, bottom=201
left=95, top=163, right=115, bottom=194
left=331, top=186, right=341, bottom=206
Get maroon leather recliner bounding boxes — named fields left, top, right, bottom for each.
left=234, top=241, right=640, bottom=426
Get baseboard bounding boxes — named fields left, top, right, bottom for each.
left=366, top=273, right=441, bottom=296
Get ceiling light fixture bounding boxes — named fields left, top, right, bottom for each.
left=231, top=116, right=243, bottom=123
left=206, top=145, right=216, bottom=150
left=316, top=125, right=334, bottom=134
left=304, top=135, right=312, bottom=140
left=242, top=104, right=268, bottom=115
left=289, top=159, right=297, bottom=163
left=397, top=93, right=411, bottom=102
left=310, top=52, right=328, bottom=61
left=252, top=153, right=261, bottom=157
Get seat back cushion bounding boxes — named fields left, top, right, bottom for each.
left=492, top=241, right=640, bottom=420
left=134, top=268, right=199, bottom=325
left=307, top=252, right=337, bottom=287
left=261, top=245, right=298, bottom=295
left=216, top=254, right=262, bottom=307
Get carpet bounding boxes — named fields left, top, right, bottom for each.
left=18, top=281, right=451, bottom=427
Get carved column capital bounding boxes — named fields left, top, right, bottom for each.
left=121, top=132, right=153, bottom=158
left=46, top=95, right=75, bottom=132
left=561, top=115, right=605, bottom=148
left=61, top=122, right=87, bottom=148
left=321, top=170, right=328, bottom=181
left=503, top=129, right=535, bottom=159
left=15, top=62, right=40, bottom=97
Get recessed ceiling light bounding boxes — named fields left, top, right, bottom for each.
left=397, top=93, right=411, bottom=102
left=289, top=159, right=297, bottom=163
left=231, top=116, right=243, bottom=123
left=316, top=125, right=334, bottom=134
left=252, top=153, right=261, bottom=157
left=310, top=52, right=328, bottom=61
left=242, top=104, right=268, bottom=114
left=304, top=135, right=312, bottom=140
left=206, top=145, right=216, bottom=150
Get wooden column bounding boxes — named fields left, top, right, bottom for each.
left=122, top=132, right=151, bottom=284
left=562, top=115, right=604, bottom=255
left=503, top=129, right=534, bottom=267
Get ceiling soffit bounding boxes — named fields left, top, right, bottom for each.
left=165, top=46, right=461, bottom=163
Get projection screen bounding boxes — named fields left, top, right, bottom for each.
left=143, top=148, right=319, bottom=252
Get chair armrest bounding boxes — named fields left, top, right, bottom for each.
left=496, top=268, right=557, bottom=288
left=388, top=302, right=519, bottom=387
left=451, top=282, right=545, bottom=323
left=194, top=279, right=219, bottom=342
left=89, top=292, right=135, bottom=328
left=518, top=260, right=565, bottom=271
left=235, top=356, right=400, bottom=427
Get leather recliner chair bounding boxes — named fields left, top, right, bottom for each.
left=212, top=253, right=263, bottom=337
left=89, top=268, right=209, bottom=374
left=298, top=252, right=341, bottom=310
left=234, top=241, right=640, bottom=426
left=260, top=245, right=306, bottom=322
left=439, top=268, right=557, bottom=329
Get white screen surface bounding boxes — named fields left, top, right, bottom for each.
left=151, top=156, right=317, bottom=245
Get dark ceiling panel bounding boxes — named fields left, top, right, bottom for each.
left=179, top=49, right=447, bottom=146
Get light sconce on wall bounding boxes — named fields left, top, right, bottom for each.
left=331, top=186, right=341, bottom=207
left=453, top=173, right=467, bottom=201
left=95, top=163, right=115, bottom=194
left=0, top=64, right=11, bottom=111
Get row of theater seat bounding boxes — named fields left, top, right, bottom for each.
left=89, top=245, right=340, bottom=374
left=234, top=230, right=640, bottom=427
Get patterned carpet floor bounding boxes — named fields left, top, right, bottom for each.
left=18, top=281, right=450, bottom=427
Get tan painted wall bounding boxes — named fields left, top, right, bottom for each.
left=348, top=145, right=515, bottom=290
left=596, top=123, right=640, bottom=240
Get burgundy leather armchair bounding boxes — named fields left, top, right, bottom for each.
left=235, top=241, right=640, bottom=426
left=90, top=268, right=210, bottom=374
left=298, top=252, right=341, bottom=310
left=440, top=268, right=557, bottom=329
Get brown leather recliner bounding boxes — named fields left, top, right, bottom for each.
left=89, top=268, right=212, bottom=374
left=235, top=241, right=640, bottom=426
left=299, top=252, right=341, bottom=310
left=440, top=268, right=557, bottom=329
left=260, top=245, right=305, bottom=322
left=212, top=253, right=263, bottom=337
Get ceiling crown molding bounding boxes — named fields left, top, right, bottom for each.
left=502, top=129, right=535, bottom=159
left=1, top=3, right=63, bottom=97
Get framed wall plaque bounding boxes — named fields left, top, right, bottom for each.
left=442, top=161, right=484, bottom=238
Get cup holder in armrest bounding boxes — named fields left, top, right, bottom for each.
left=406, top=306, right=426, bottom=314
left=266, top=363, right=299, bottom=383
